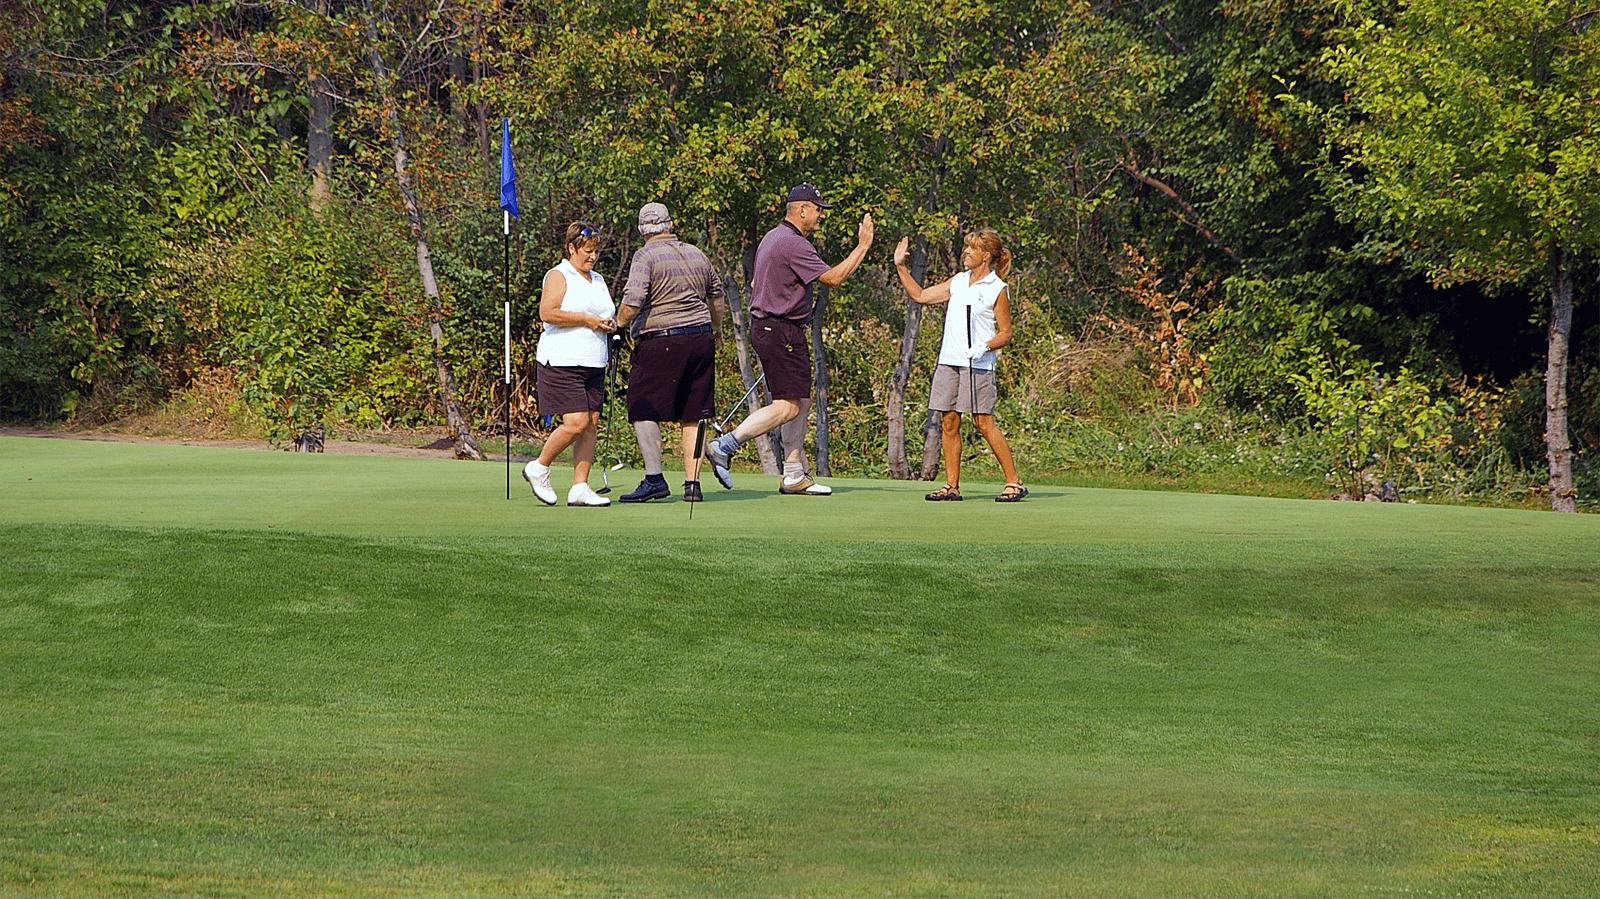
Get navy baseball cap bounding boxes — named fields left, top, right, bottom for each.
left=784, top=183, right=833, bottom=208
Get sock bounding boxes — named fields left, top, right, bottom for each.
left=645, top=472, right=666, bottom=483
left=783, top=461, right=804, bottom=481
left=719, top=432, right=744, bottom=452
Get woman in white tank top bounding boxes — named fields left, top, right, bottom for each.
left=522, top=222, right=618, bottom=507
left=891, top=229, right=1027, bottom=503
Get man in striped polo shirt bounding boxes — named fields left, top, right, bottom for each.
left=614, top=202, right=727, bottom=503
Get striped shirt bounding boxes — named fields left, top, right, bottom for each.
left=621, top=234, right=726, bottom=335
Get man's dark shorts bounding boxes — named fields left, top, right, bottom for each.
left=627, top=330, right=716, bottom=422
left=536, top=363, right=605, bottom=415
left=750, top=316, right=812, bottom=401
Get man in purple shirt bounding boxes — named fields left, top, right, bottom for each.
left=706, top=183, right=873, bottom=495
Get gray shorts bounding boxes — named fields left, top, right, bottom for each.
left=929, top=364, right=996, bottom=415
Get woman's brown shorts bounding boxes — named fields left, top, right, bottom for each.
left=536, top=363, right=605, bottom=415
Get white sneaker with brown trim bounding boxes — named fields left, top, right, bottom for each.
left=522, top=460, right=558, bottom=505
left=567, top=482, right=612, bottom=507
left=779, top=473, right=832, bottom=496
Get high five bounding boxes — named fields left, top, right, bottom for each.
left=894, top=231, right=1027, bottom=502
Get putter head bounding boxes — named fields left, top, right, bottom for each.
left=610, top=460, right=626, bottom=471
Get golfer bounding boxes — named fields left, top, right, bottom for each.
left=613, top=202, right=726, bottom=504
left=892, top=229, right=1027, bottom=502
left=705, top=183, right=873, bottom=495
left=522, top=222, right=617, bottom=507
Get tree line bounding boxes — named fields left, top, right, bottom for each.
left=2, top=0, right=1595, bottom=509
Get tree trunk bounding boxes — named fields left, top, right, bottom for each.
left=810, top=282, right=830, bottom=477
left=307, top=69, right=333, bottom=209
left=1122, top=157, right=1255, bottom=274
left=1545, top=244, right=1575, bottom=512
left=362, top=4, right=484, bottom=461
left=718, top=262, right=780, bottom=475
left=919, top=407, right=942, bottom=480
left=917, top=239, right=960, bottom=480
left=887, top=241, right=929, bottom=479
left=306, top=0, right=332, bottom=212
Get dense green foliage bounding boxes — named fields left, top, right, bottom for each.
left=1, top=0, right=1595, bottom=505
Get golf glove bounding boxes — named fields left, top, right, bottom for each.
left=966, top=345, right=990, bottom=361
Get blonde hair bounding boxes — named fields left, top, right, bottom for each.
left=964, top=228, right=1012, bottom=279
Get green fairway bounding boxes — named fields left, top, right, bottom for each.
left=2, top=436, right=1597, bottom=897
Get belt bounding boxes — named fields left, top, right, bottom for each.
left=750, top=313, right=809, bottom=327
left=637, top=323, right=713, bottom=340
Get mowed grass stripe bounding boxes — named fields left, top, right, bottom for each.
left=3, top=436, right=1591, bottom=555
left=1, top=437, right=1597, bottom=897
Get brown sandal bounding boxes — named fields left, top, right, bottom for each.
left=925, top=484, right=963, bottom=501
left=995, top=483, right=1028, bottom=503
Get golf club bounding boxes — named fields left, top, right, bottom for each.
left=964, top=305, right=982, bottom=462
left=609, top=336, right=629, bottom=473
left=597, top=332, right=626, bottom=493
left=713, top=373, right=767, bottom=435
left=688, top=417, right=708, bottom=520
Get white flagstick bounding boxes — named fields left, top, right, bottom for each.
left=500, top=118, right=517, bottom=499
left=504, top=299, right=512, bottom=498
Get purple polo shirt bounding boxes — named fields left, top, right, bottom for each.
left=750, top=220, right=832, bottom=321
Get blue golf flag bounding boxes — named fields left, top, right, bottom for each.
left=499, top=117, right=519, bottom=218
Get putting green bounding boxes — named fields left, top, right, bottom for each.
left=2, top=434, right=1598, bottom=898
left=4, top=436, right=1592, bottom=561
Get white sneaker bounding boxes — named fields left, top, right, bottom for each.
left=522, top=460, right=557, bottom=505
left=779, top=473, right=832, bottom=495
left=567, top=482, right=611, bottom=507
left=705, top=434, right=736, bottom=489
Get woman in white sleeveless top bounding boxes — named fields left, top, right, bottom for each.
left=892, top=229, right=1027, bottom=502
left=522, top=222, right=617, bottom=507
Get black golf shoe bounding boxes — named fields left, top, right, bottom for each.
left=682, top=480, right=704, bottom=502
left=620, top=478, right=672, bottom=503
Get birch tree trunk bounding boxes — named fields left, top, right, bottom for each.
left=887, top=241, right=928, bottom=479
left=305, top=0, right=332, bottom=212
left=919, top=408, right=942, bottom=480
left=361, top=4, right=484, bottom=460
left=919, top=239, right=959, bottom=480
left=718, top=260, right=780, bottom=475
left=1545, top=244, right=1576, bottom=513
left=810, top=282, right=830, bottom=478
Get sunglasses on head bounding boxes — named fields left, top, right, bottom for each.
left=577, top=226, right=601, bottom=238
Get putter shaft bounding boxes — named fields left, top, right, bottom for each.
left=714, top=374, right=766, bottom=434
